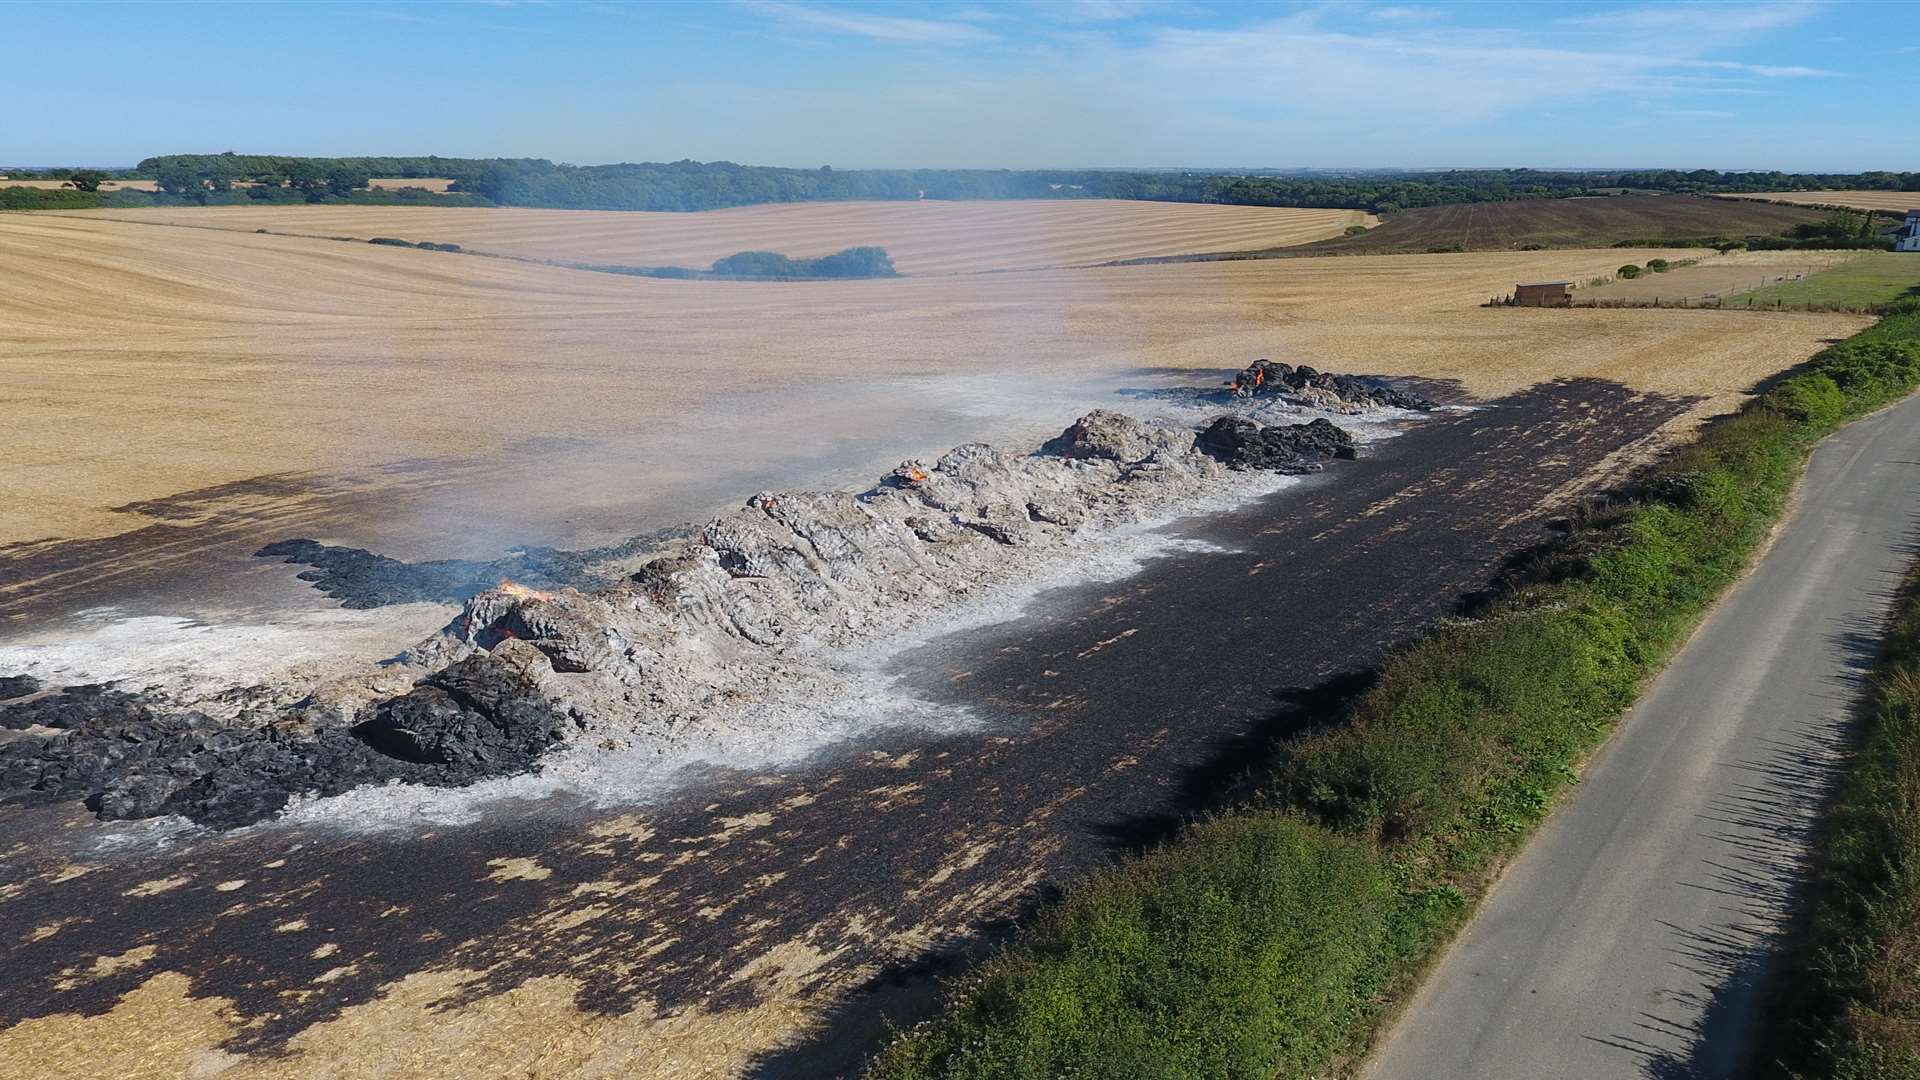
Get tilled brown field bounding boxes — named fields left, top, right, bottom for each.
left=1264, top=194, right=1824, bottom=256
left=51, top=199, right=1371, bottom=275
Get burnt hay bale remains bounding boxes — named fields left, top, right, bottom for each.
left=9, top=360, right=1411, bottom=830
left=1196, top=416, right=1358, bottom=473
left=0, top=656, right=572, bottom=828
left=0, top=675, right=41, bottom=701
left=1229, top=359, right=1435, bottom=412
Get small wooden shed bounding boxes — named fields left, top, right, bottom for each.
left=1514, top=281, right=1572, bottom=307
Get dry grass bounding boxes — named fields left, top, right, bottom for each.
left=0, top=213, right=1865, bottom=559
left=1724, top=190, right=1920, bottom=214
left=1579, top=250, right=1862, bottom=302
left=54, top=199, right=1372, bottom=276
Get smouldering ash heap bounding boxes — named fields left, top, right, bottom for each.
left=0, top=366, right=1430, bottom=832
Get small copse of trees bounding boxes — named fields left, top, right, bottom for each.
left=708, top=246, right=897, bottom=279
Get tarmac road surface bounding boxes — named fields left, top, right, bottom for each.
left=1365, top=391, right=1920, bottom=1080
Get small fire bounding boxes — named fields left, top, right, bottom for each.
left=904, top=467, right=928, bottom=484
left=498, top=580, right=556, bottom=602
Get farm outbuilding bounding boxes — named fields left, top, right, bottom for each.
left=1896, top=210, right=1920, bottom=253
left=1514, top=281, right=1573, bottom=307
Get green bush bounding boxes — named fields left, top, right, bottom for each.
left=0, top=187, right=99, bottom=210
left=872, top=311, right=1920, bottom=1080
left=872, top=816, right=1397, bottom=1080
left=1774, top=373, right=1849, bottom=428
left=1617, top=263, right=1643, bottom=279
left=1647, top=258, right=1670, bottom=272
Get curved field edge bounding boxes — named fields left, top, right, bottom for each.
left=1764, top=562, right=1920, bottom=1077
left=865, top=306, right=1920, bottom=1080
left=37, top=201, right=1371, bottom=277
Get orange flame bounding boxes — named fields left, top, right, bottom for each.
left=498, top=580, right=556, bottom=602
left=904, top=467, right=928, bottom=484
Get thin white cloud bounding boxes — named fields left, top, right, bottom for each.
left=1687, top=59, right=1841, bottom=77
left=1371, top=6, right=1444, bottom=23
left=737, top=0, right=997, bottom=44
left=1561, top=0, right=1822, bottom=35
left=1048, top=0, right=1156, bottom=22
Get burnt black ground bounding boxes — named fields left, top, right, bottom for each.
left=0, top=378, right=1696, bottom=1074
left=253, top=525, right=690, bottom=609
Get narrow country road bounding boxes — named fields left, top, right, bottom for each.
left=1365, top=392, right=1920, bottom=1080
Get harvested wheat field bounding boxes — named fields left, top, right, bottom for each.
left=366, top=177, right=456, bottom=192
left=1724, top=190, right=1920, bottom=213
left=0, top=178, right=158, bottom=192
left=0, top=208, right=1879, bottom=1080
left=0, top=211, right=1858, bottom=553
left=54, top=199, right=1372, bottom=275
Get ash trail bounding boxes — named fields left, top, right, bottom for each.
left=0, top=379, right=1693, bottom=1072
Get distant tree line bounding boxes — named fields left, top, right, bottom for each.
left=9, top=155, right=1918, bottom=216
left=123, top=156, right=1920, bottom=214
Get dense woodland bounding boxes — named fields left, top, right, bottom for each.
left=8, top=155, right=1919, bottom=215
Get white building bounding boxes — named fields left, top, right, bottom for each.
left=1898, top=210, right=1920, bottom=253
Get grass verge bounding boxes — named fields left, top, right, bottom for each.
left=1767, top=565, right=1920, bottom=1077
left=869, top=304, right=1920, bottom=1080
left=1740, top=252, right=1920, bottom=311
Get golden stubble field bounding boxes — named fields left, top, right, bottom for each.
left=367, top=178, right=456, bottom=192
left=0, top=210, right=1867, bottom=556
left=1724, top=190, right=1920, bottom=214
left=0, top=179, right=159, bottom=192
left=56, top=199, right=1371, bottom=276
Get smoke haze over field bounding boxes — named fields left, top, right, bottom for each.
left=6, top=1, right=1915, bottom=171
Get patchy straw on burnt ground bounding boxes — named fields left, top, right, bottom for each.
left=869, top=309, right=1920, bottom=1079
left=0, top=375, right=1699, bottom=1079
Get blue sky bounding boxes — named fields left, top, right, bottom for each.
left=7, top=0, right=1918, bottom=170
